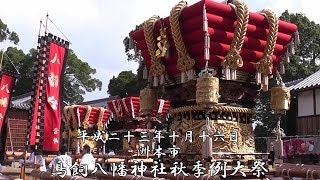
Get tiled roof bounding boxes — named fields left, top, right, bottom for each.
left=290, top=69, right=320, bottom=91
left=80, top=96, right=120, bottom=107
left=11, top=92, right=33, bottom=101
left=10, top=102, right=30, bottom=110
left=10, top=92, right=32, bottom=110
left=286, top=78, right=303, bottom=90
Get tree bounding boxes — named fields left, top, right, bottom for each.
left=123, top=23, right=143, bottom=62
left=280, top=10, right=320, bottom=81
left=108, top=70, right=141, bottom=98
left=63, top=49, right=102, bottom=104
left=3, top=47, right=102, bottom=104
left=254, top=11, right=320, bottom=146
left=108, top=24, right=147, bottom=98
left=0, top=19, right=19, bottom=44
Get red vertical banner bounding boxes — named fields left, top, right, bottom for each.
left=0, top=73, right=15, bottom=134
left=28, top=34, right=69, bottom=153
left=29, top=75, right=41, bottom=146
left=28, top=36, right=46, bottom=147
left=43, top=42, right=66, bottom=151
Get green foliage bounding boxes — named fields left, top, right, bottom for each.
left=2, top=48, right=102, bottom=104
left=2, top=47, right=35, bottom=95
left=280, top=10, right=320, bottom=81
left=0, top=19, right=101, bottom=103
left=64, top=49, right=102, bottom=104
left=123, top=23, right=143, bottom=62
left=254, top=11, right=320, bottom=141
left=112, top=23, right=148, bottom=98
left=0, top=19, right=19, bottom=44
left=108, top=70, right=142, bottom=98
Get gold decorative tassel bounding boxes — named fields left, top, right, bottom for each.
left=143, top=65, right=148, bottom=79
left=255, top=71, right=261, bottom=84
left=289, top=40, right=295, bottom=55
left=148, top=75, right=153, bottom=84
left=262, top=75, right=269, bottom=91
left=129, top=37, right=134, bottom=49
left=224, top=67, right=231, bottom=80
left=294, top=31, right=300, bottom=46
left=181, top=71, right=186, bottom=83
left=279, top=62, right=285, bottom=74
left=160, top=74, right=165, bottom=85
left=153, top=76, right=159, bottom=87
left=186, top=69, right=195, bottom=81
left=231, top=69, right=237, bottom=80
left=284, top=50, right=290, bottom=63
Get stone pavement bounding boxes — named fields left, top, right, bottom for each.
left=0, top=165, right=33, bottom=180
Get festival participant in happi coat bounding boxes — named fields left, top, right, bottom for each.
left=80, top=145, right=96, bottom=171
left=48, top=146, right=72, bottom=175
left=19, top=145, right=47, bottom=171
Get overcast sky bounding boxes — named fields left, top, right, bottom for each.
left=0, top=0, right=319, bottom=102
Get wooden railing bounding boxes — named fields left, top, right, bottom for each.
left=30, top=170, right=93, bottom=180
left=275, top=163, right=320, bottom=179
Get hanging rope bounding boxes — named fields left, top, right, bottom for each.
left=143, top=15, right=166, bottom=86
left=221, top=0, right=249, bottom=80
left=48, top=17, right=72, bottom=43
left=0, top=52, right=20, bottom=74
left=170, top=1, right=195, bottom=83
left=255, top=9, right=279, bottom=91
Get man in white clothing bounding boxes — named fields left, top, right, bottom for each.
left=19, top=145, right=47, bottom=172
left=48, top=146, right=72, bottom=176
left=80, top=145, right=96, bottom=171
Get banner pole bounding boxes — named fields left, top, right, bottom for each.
left=45, top=13, right=49, bottom=35
left=0, top=49, right=4, bottom=71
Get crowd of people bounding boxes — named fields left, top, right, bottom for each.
left=19, top=145, right=97, bottom=176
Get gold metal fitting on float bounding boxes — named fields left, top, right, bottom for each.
left=196, top=73, right=220, bottom=109
left=270, top=86, right=290, bottom=113
left=139, top=87, right=157, bottom=115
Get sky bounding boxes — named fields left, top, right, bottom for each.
left=0, top=0, right=319, bottom=102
